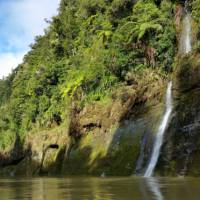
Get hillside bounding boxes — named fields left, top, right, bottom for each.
left=0, top=0, right=200, bottom=176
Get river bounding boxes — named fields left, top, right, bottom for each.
left=0, top=177, right=200, bottom=200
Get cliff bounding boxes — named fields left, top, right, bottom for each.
left=0, top=0, right=200, bottom=177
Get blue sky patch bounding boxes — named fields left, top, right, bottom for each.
left=0, top=0, right=60, bottom=78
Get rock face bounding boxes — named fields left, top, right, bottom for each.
left=62, top=71, right=165, bottom=176
left=0, top=70, right=167, bottom=176
left=2, top=52, right=200, bottom=177
left=0, top=128, right=68, bottom=176
left=157, top=54, right=200, bottom=176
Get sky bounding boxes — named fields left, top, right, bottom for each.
left=0, top=0, right=60, bottom=79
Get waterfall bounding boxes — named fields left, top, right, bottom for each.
left=181, top=15, right=192, bottom=54
left=185, top=15, right=192, bottom=53
left=180, top=1, right=192, bottom=54
left=143, top=1, right=192, bottom=178
left=144, top=82, right=173, bottom=177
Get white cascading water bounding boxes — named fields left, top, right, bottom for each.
left=180, top=0, right=192, bottom=54
left=180, top=14, right=192, bottom=54
left=144, top=82, right=173, bottom=177
left=184, top=15, right=192, bottom=53
left=144, top=1, right=192, bottom=178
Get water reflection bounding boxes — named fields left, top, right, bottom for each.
left=144, top=177, right=164, bottom=200
left=0, top=177, right=200, bottom=200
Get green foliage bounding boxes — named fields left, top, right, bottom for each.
left=0, top=131, right=15, bottom=150
left=0, top=0, right=176, bottom=148
left=192, top=0, right=200, bottom=50
left=192, top=0, right=200, bottom=25
left=130, top=1, right=163, bottom=41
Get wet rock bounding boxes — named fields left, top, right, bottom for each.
left=0, top=69, right=166, bottom=176
left=157, top=53, right=200, bottom=176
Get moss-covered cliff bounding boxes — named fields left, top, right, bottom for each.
left=1, top=0, right=200, bottom=176
left=157, top=53, right=200, bottom=176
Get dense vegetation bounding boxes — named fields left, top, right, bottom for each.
left=192, top=0, right=200, bottom=50
left=0, top=0, right=178, bottom=149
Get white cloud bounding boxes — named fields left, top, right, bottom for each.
left=0, top=0, right=60, bottom=78
left=0, top=53, right=24, bottom=79
left=9, top=0, right=60, bottom=42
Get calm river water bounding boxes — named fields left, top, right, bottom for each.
left=0, top=176, right=199, bottom=200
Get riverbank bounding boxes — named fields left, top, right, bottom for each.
left=1, top=0, right=200, bottom=177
